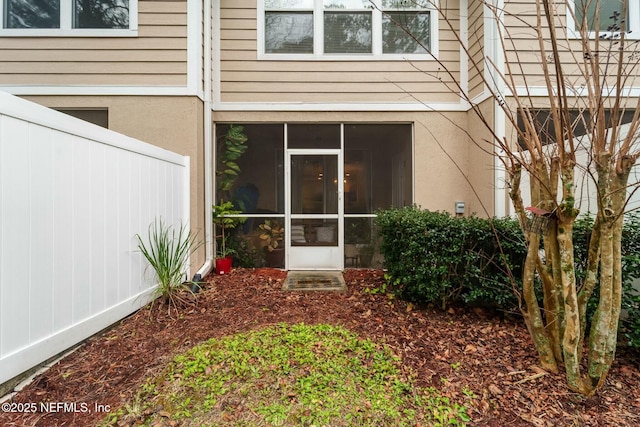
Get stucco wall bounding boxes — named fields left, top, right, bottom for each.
left=466, top=98, right=497, bottom=216
left=212, top=110, right=494, bottom=216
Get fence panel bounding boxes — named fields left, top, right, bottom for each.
left=0, top=92, right=190, bottom=386
left=519, top=123, right=640, bottom=214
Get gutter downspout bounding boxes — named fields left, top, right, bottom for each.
left=492, top=0, right=507, bottom=217
left=196, top=0, right=214, bottom=278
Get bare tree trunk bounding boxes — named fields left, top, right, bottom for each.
left=556, top=215, right=589, bottom=394
left=541, top=222, right=564, bottom=362
left=538, top=159, right=564, bottom=362
left=511, top=163, right=559, bottom=371
left=587, top=156, right=631, bottom=389
left=523, top=228, right=559, bottom=372
left=400, top=0, right=640, bottom=396
left=577, top=217, right=601, bottom=355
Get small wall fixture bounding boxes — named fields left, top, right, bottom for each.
left=455, top=201, right=465, bottom=215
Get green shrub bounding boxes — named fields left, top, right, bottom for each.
left=461, top=216, right=525, bottom=310
left=376, top=207, right=640, bottom=350
left=620, top=213, right=640, bottom=351
left=225, top=229, right=261, bottom=268
left=375, top=207, right=524, bottom=310
left=623, top=294, right=640, bottom=350
left=572, top=213, right=640, bottom=350
left=573, top=214, right=640, bottom=292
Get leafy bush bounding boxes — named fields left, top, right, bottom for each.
left=376, top=207, right=640, bottom=350
left=571, top=213, right=640, bottom=351
left=375, top=207, right=524, bottom=310
left=620, top=213, right=640, bottom=350
left=217, top=125, right=248, bottom=195
left=212, top=201, right=246, bottom=258
left=225, top=229, right=261, bottom=268
left=623, top=294, right=640, bottom=350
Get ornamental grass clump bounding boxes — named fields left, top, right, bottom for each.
left=136, top=218, right=200, bottom=313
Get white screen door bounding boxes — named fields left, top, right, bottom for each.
left=286, top=149, right=343, bottom=270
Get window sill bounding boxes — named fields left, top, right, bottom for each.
left=258, top=53, right=436, bottom=61
left=0, top=28, right=138, bottom=37
left=566, top=29, right=640, bottom=40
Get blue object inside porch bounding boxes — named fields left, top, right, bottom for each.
left=234, top=184, right=259, bottom=233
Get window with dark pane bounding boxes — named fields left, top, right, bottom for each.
left=5, top=0, right=60, bottom=28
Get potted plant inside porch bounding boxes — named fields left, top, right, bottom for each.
left=212, top=201, right=246, bottom=274
left=259, top=219, right=285, bottom=268
left=345, top=217, right=372, bottom=268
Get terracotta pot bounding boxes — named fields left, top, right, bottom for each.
left=215, top=256, right=233, bottom=275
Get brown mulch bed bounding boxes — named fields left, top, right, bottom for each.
left=1, top=268, right=639, bottom=426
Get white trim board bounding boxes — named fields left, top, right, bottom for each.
left=214, top=101, right=470, bottom=112
left=507, top=86, right=640, bottom=98
left=187, top=0, right=203, bottom=95
left=0, top=86, right=199, bottom=97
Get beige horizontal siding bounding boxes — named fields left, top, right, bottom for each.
left=0, top=37, right=186, bottom=50
left=0, top=74, right=186, bottom=85
left=221, top=7, right=256, bottom=20
left=224, top=81, right=456, bottom=94
left=143, top=12, right=188, bottom=26
left=218, top=0, right=463, bottom=105
left=0, top=0, right=189, bottom=87
left=501, top=0, right=611, bottom=89
left=1, top=50, right=186, bottom=62
left=503, top=1, right=538, bottom=16
left=0, top=62, right=185, bottom=74
left=221, top=91, right=462, bottom=103
left=468, top=0, right=485, bottom=99
left=221, top=70, right=459, bottom=83
left=139, top=1, right=186, bottom=14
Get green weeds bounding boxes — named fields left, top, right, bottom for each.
left=102, top=323, right=472, bottom=426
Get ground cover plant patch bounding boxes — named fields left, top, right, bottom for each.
left=103, top=323, right=470, bottom=426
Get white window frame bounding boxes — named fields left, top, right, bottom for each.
left=258, top=0, right=439, bottom=61
left=0, top=0, right=138, bottom=37
left=566, top=0, right=640, bottom=40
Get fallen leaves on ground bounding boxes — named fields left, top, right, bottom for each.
left=1, top=268, right=639, bottom=426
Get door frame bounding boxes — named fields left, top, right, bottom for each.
left=285, top=148, right=344, bottom=270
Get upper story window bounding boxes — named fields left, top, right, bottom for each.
left=260, top=0, right=438, bottom=60
left=382, top=0, right=431, bottom=54
left=568, top=0, right=640, bottom=39
left=1, top=0, right=137, bottom=36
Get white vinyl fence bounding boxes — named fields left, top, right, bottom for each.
left=519, top=122, right=640, bottom=214
left=0, top=92, right=190, bottom=387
